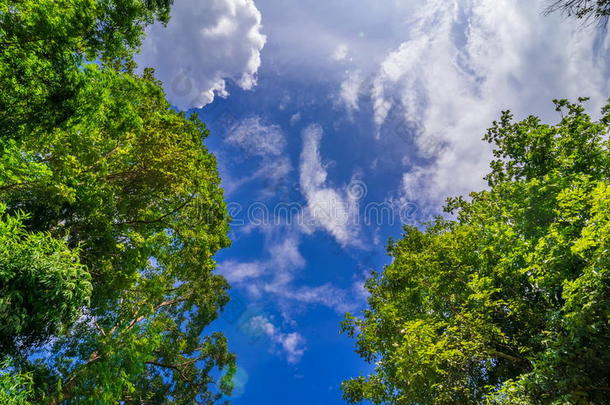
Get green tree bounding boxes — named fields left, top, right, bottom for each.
left=0, top=1, right=236, bottom=402
left=2, top=67, right=230, bottom=305
left=0, top=358, right=34, bottom=405
left=0, top=0, right=171, bottom=139
left=0, top=206, right=91, bottom=354
left=343, top=99, right=610, bottom=404
left=2, top=67, right=236, bottom=404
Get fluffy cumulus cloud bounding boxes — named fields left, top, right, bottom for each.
left=254, top=0, right=610, bottom=211
left=357, top=0, right=610, bottom=209
left=247, top=315, right=306, bottom=363
left=299, top=125, right=362, bottom=247
left=138, top=0, right=266, bottom=109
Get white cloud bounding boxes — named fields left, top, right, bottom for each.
left=220, top=154, right=291, bottom=197
left=268, top=234, right=306, bottom=270
left=217, top=260, right=264, bottom=283
left=218, top=229, right=362, bottom=313
left=238, top=0, right=610, bottom=213
left=253, top=0, right=418, bottom=81
left=259, top=233, right=356, bottom=312
left=219, top=120, right=368, bottom=311
left=268, top=283, right=356, bottom=313
left=222, top=116, right=292, bottom=195
left=332, top=43, right=350, bottom=61
left=359, top=0, right=610, bottom=210
left=247, top=315, right=306, bottom=363
left=339, top=70, right=363, bottom=112
left=299, top=125, right=362, bottom=247
left=290, top=113, right=302, bottom=126
left=226, top=116, right=287, bottom=157
left=138, top=0, right=266, bottom=109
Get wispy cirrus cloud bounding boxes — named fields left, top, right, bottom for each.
left=221, top=116, right=292, bottom=196
left=226, top=116, right=287, bottom=157
left=336, top=0, right=610, bottom=212
left=217, top=227, right=363, bottom=316
left=217, top=260, right=265, bottom=284
left=246, top=315, right=306, bottom=363
left=299, top=124, right=362, bottom=248
left=339, top=70, right=364, bottom=113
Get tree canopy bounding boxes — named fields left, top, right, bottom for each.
left=0, top=0, right=171, bottom=139
left=0, top=207, right=90, bottom=354
left=0, top=358, right=33, bottom=405
left=342, top=99, right=610, bottom=404
left=0, top=0, right=236, bottom=403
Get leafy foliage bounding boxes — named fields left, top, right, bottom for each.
left=0, top=0, right=171, bottom=139
left=6, top=67, right=235, bottom=404
left=3, top=66, right=230, bottom=305
left=0, top=1, right=236, bottom=403
left=0, top=207, right=90, bottom=353
left=343, top=99, right=610, bottom=404
left=0, top=358, right=34, bottom=405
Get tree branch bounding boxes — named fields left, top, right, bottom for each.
left=489, top=349, right=531, bottom=367
left=145, top=360, right=190, bottom=382
left=114, top=198, right=192, bottom=226
left=109, top=296, right=189, bottom=335
left=48, top=352, right=101, bottom=405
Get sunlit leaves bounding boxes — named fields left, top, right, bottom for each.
left=0, top=207, right=90, bottom=353
left=344, top=99, right=610, bottom=404
left=0, top=1, right=235, bottom=402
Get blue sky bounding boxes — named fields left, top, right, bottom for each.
left=137, top=1, right=610, bottom=403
